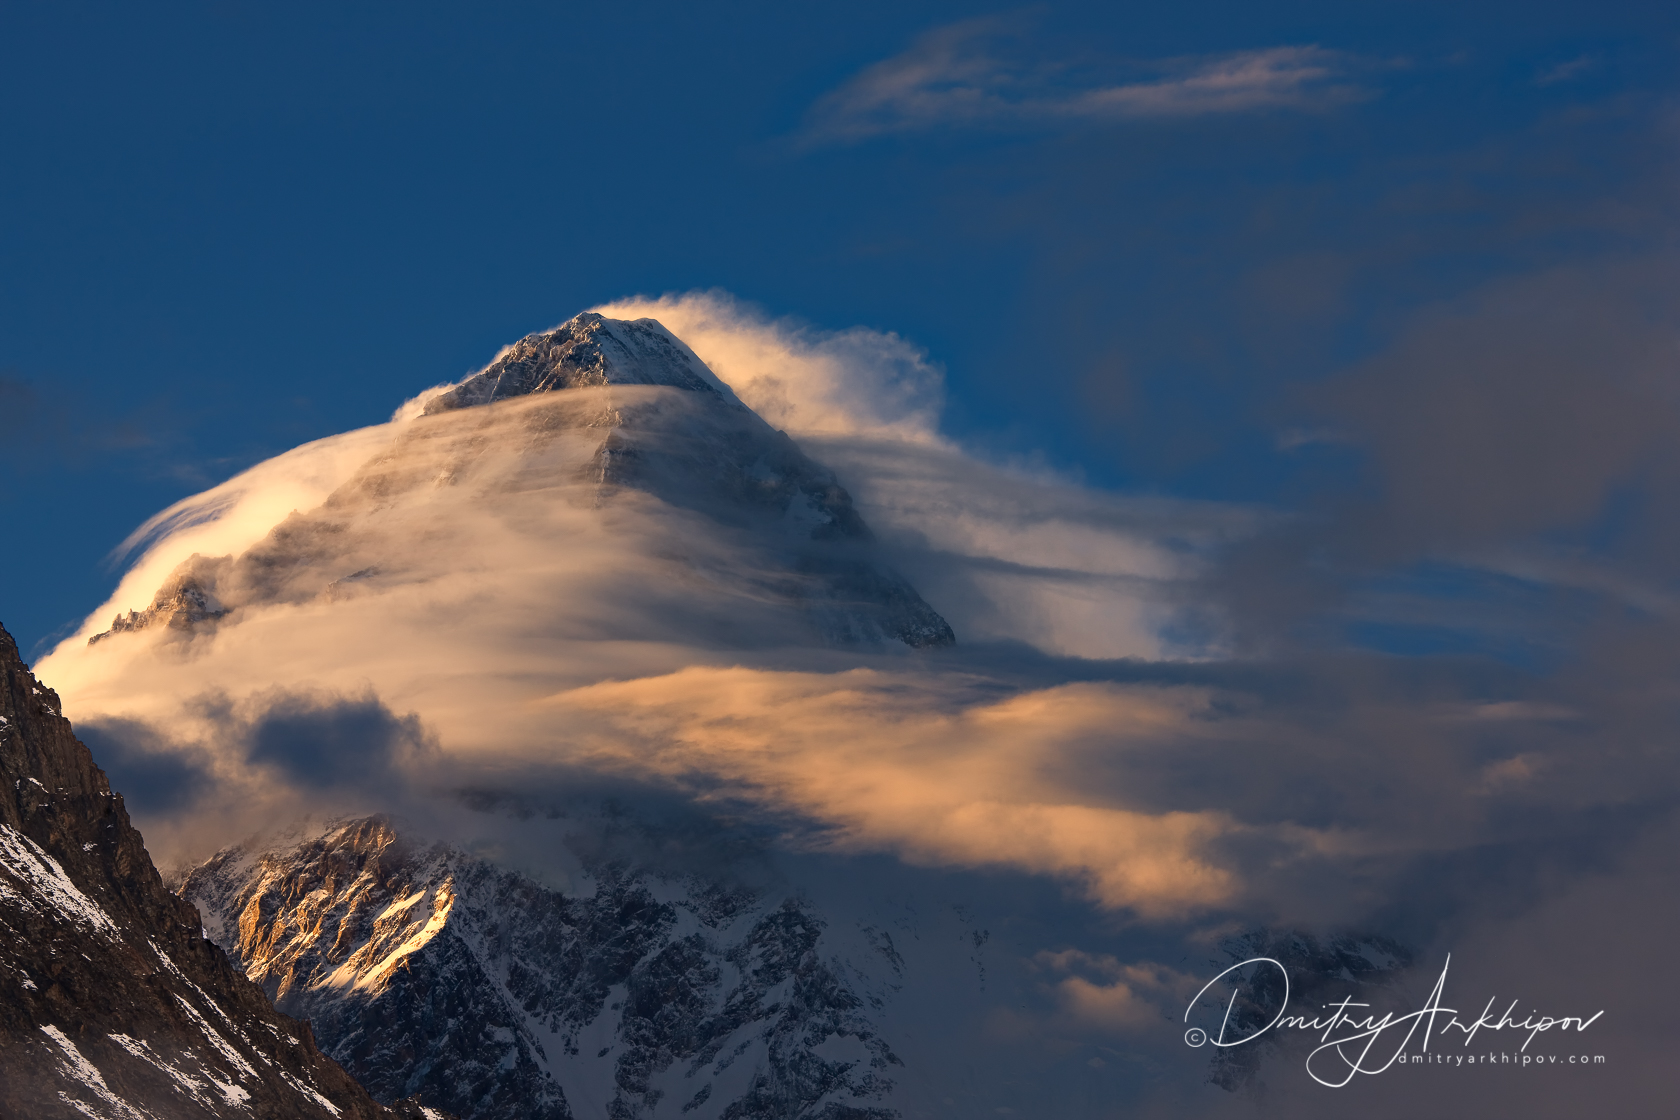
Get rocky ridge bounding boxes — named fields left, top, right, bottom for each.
left=421, top=312, right=738, bottom=409
left=0, top=621, right=441, bottom=1119
left=180, top=816, right=905, bottom=1120
left=89, top=573, right=227, bottom=646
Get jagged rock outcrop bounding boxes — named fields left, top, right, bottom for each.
left=0, top=621, right=437, bottom=1119
left=180, top=817, right=903, bottom=1120
left=90, top=564, right=228, bottom=645
left=421, top=313, right=736, bottom=408
left=89, top=312, right=953, bottom=651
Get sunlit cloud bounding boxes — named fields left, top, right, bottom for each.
left=35, top=285, right=1662, bottom=956
left=36, top=293, right=1250, bottom=877
left=52, top=294, right=1229, bottom=669
left=81, top=421, right=405, bottom=647
left=590, top=292, right=1251, bottom=659
left=40, top=288, right=1657, bottom=945
left=591, top=290, right=946, bottom=442
left=1031, top=950, right=1200, bottom=1030
left=801, top=18, right=1369, bottom=144
left=552, top=668, right=1252, bottom=917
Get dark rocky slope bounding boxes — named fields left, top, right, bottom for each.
left=0, top=621, right=439, bottom=1120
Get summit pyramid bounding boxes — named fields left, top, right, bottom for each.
left=92, top=312, right=954, bottom=653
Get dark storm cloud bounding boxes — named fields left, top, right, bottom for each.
left=107, top=686, right=441, bottom=808
left=241, top=687, right=438, bottom=790
left=1204, top=246, right=1680, bottom=662
left=76, top=716, right=214, bottom=814
left=944, top=75, right=1676, bottom=523
left=84, top=686, right=447, bottom=865
left=1138, top=193, right=1680, bottom=1115
left=1321, top=256, right=1680, bottom=565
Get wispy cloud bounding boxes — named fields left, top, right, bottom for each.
left=801, top=19, right=1368, bottom=144
left=554, top=668, right=1250, bottom=917
left=1536, top=54, right=1598, bottom=86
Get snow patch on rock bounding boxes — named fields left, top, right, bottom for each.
left=0, top=824, right=118, bottom=936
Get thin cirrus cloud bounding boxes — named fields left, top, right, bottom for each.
left=800, top=19, right=1369, bottom=144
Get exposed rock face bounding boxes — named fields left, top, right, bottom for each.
left=0, top=622, right=427, bottom=1119
left=89, top=567, right=228, bottom=646
left=180, top=817, right=903, bottom=1120
left=90, top=312, right=954, bottom=651
left=422, top=313, right=736, bottom=408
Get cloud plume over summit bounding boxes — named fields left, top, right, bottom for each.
left=37, top=294, right=1235, bottom=875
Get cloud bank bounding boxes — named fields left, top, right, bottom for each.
left=555, top=668, right=1244, bottom=916
left=36, top=289, right=1672, bottom=947
left=38, top=293, right=1246, bottom=896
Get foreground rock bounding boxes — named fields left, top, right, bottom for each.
left=0, top=621, right=432, bottom=1119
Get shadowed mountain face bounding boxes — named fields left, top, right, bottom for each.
left=0, top=622, right=435, bottom=1119
left=181, top=816, right=904, bottom=1120
left=93, top=313, right=954, bottom=652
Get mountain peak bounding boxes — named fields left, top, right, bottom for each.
left=83, top=311, right=955, bottom=652
left=423, top=312, right=742, bottom=414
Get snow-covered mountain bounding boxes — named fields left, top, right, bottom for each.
left=23, top=310, right=1302, bottom=1118
left=0, top=621, right=436, bottom=1119
left=47, top=300, right=961, bottom=1119
left=88, top=312, right=953, bottom=653
left=181, top=816, right=905, bottom=1120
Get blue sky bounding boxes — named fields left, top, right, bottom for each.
left=5, top=1, right=1677, bottom=658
